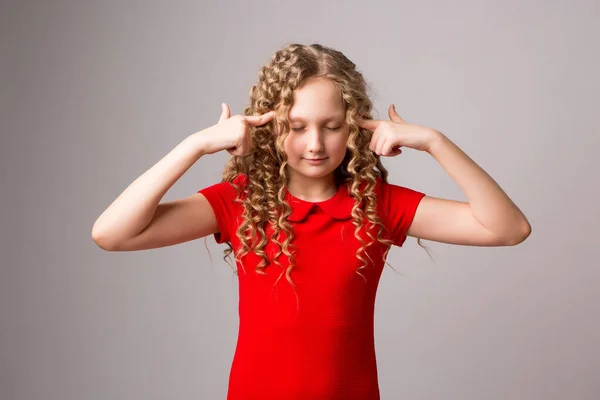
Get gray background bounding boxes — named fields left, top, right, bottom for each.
left=1, top=0, right=599, bottom=399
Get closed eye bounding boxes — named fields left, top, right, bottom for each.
left=291, top=127, right=342, bottom=132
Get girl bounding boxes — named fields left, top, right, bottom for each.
left=92, top=43, right=531, bottom=400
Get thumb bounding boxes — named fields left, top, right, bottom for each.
left=244, top=111, right=277, bottom=127
left=388, top=104, right=406, bottom=124
left=218, top=103, right=230, bottom=122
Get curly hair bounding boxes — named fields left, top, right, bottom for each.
left=205, top=43, right=430, bottom=304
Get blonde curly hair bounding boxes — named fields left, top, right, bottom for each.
left=205, top=43, right=429, bottom=303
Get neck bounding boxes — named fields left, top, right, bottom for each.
left=286, top=172, right=338, bottom=202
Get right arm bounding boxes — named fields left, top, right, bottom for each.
left=91, top=104, right=276, bottom=252
left=91, top=133, right=216, bottom=251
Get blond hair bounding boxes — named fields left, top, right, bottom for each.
left=207, top=43, right=430, bottom=305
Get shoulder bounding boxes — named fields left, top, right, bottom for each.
left=196, top=174, right=250, bottom=208
left=372, top=176, right=426, bottom=225
left=231, top=173, right=249, bottom=186
left=374, top=177, right=424, bottom=202
left=370, top=177, right=426, bottom=246
left=199, top=173, right=248, bottom=193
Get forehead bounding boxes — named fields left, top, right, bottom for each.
left=288, top=78, right=345, bottom=122
left=288, top=114, right=344, bottom=123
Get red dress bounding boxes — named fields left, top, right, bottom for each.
left=198, top=174, right=425, bottom=400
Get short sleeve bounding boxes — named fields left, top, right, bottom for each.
left=377, top=180, right=426, bottom=247
left=197, top=176, right=245, bottom=244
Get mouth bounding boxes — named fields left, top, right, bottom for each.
left=303, top=157, right=328, bottom=165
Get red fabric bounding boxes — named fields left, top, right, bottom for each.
left=198, top=174, right=425, bottom=400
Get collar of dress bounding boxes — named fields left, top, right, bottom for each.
left=284, top=182, right=355, bottom=222
left=233, top=174, right=378, bottom=223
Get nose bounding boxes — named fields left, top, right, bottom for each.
left=306, top=128, right=325, bottom=153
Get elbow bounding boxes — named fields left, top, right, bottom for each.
left=91, top=229, right=117, bottom=251
left=92, top=219, right=118, bottom=251
left=504, top=220, right=532, bottom=246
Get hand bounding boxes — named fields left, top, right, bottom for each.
left=359, top=104, right=440, bottom=155
left=197, top=103, right=276, bottom=156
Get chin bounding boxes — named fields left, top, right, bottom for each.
left=302, top=170, right=332, bottom=178
left=290, top=163, right=336, bottom=178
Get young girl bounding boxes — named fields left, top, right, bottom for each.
left=92, top=43, right=531, bottom=400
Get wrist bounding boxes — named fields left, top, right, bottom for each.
left=425, top=129, right=446, bottom=154
left=186, top=129, right=211, bottom=157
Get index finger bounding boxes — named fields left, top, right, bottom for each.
left=245, top=111, right=277, bottom=126
left=358, top=118, right=379, bottom=131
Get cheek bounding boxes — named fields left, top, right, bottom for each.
left=327, top=136, right=348, bottom=154
left=282, top=137, right=300, bottom=158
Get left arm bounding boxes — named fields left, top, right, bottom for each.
left=407, top=130, right=532, bottom=246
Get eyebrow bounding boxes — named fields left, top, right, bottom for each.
left=288, top=115, right=345, bottom=122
